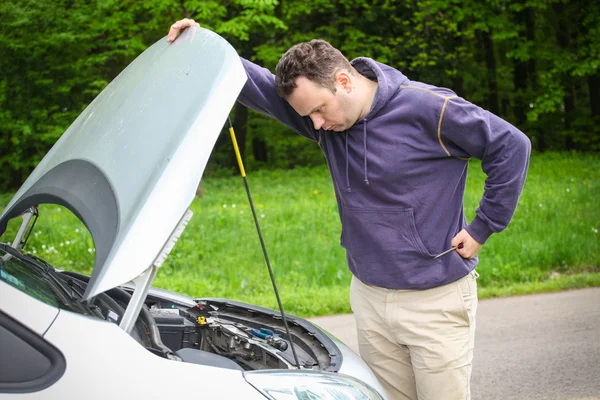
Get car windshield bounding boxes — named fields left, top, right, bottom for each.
left=0, top=245, right=87, bottom=314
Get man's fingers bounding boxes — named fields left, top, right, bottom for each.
left=167, top=18, right=200, bottom=42
left=456, top=244, right=469, bottom=258
left=456, top=245, right=471, bottom=259
left=458, top=239, right=482, bottom=259
left=451, top=229, right=482, bottom=259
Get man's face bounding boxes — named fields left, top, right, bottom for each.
left=286, top=76, right=357, bottom=132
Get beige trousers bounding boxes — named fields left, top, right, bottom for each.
left=350, top=271, right=479, bottom=400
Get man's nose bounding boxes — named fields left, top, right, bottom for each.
left=310, top=115, right=325, bottom=130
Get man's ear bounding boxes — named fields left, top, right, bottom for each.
left=335, top=71, right=353, bottom=93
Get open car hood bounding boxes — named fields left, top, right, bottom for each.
left=0, top=28, right=246, bottom=300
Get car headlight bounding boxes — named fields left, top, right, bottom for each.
left=244, top=370, right=385, bottom=400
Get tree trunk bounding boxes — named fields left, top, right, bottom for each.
left=451, top=75, right=465, bottom=98
left=589, top=74, right=600, bottom=119
left=478, top=30, right=500, bottom=115
left=522, top=7, right=545, bottom=151
left=501, top=98, right=510, bottom=119
left=526, top=8, right=537, bottom=91
left=252, top=137, right=268, bottom=163
left=563, top=87, right=575, bottom=150
left=553, top=2, right=575, bottom=150
left=513, top=8, right=529, bottom=127
left=452, top=66, right=465, bottom=97
left=513, top=61, right=527, bottom=126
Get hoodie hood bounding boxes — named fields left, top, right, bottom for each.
left=0, top=27, right=247, bottom=300
left=350, top=57, right=408, bottom=120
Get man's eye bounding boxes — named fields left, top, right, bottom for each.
left=315, top=107, right=321, bottom=113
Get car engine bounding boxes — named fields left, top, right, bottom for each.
left=146, top=296, right=341, bottom=372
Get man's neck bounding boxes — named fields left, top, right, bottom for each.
left=357, top=76, right=379, bottom=120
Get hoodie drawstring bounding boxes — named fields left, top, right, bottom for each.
left=344, top=119, right=370, bottom=192
left=345, top=132, right=351, bottom=192
left=363, top=119, right=369, bottom=185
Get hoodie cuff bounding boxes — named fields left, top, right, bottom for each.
left=466, top=216, right=494, bottom=245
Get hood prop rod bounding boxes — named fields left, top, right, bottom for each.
left=227, top=117, right=301, bottom=369
left=12, top=206, right=39, bottom=250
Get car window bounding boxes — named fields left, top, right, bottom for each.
left=0, top=311, right=66, bottom=393
left=0, top=248, right=81, bottom=313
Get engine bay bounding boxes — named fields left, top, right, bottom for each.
left=145, top=295, right=342, bottom=372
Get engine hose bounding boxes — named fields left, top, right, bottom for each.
left=205, top=336, right=224, bottom=355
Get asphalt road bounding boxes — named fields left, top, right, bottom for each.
left=309, top=287, right=600, bottom=400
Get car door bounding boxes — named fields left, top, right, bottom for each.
left=0, top=283, right=65, bottom=395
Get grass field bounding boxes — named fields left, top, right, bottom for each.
left=1, top=152, right=598, bottom=316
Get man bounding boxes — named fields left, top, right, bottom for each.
left=168, top=19, right=531, bottom=400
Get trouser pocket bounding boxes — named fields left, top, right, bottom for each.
left=457, top=271, right=478, bottom=327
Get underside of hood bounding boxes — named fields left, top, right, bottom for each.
left=0, top=27, right=247, bottom=300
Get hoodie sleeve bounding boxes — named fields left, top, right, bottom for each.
left=238, top=58, right=319, bottom=142
left=439, top=96, right=531, bottom=244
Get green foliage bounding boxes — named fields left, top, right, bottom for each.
left=0, top=0, right=148, bottom=190
left=1, top=0, right=599, bottom=189
left=0, top=0, right=285, bottom=190
left=1, top=153, right=598, bottom=316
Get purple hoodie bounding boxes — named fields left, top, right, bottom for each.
left=238, top=57, right=531, bottom=290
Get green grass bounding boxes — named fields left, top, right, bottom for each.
left=1, top=152, right=599, bottom=316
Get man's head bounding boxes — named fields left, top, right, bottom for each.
left=275, top=40, right=369, bottom=132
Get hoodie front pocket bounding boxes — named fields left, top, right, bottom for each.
left=342, top=207, right=444, bottom=289
left=341, top=206, right=443, bottom=288
left=341, top=206, right=436, bottom=270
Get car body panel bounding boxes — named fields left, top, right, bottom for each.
left=0, top=308, right=265, bottom=400
left=0, top=281, right=58, bottom=335
left=0, top=27, right=247, bottom=301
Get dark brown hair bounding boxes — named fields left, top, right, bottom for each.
left=275, top=39, right=354, bottom=98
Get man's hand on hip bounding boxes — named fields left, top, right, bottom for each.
left=167, top=18, right=200, bottom=42
left=452, top=229, right=482, bottom=259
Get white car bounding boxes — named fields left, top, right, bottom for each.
left=0, top=28, right=387, bottom=399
